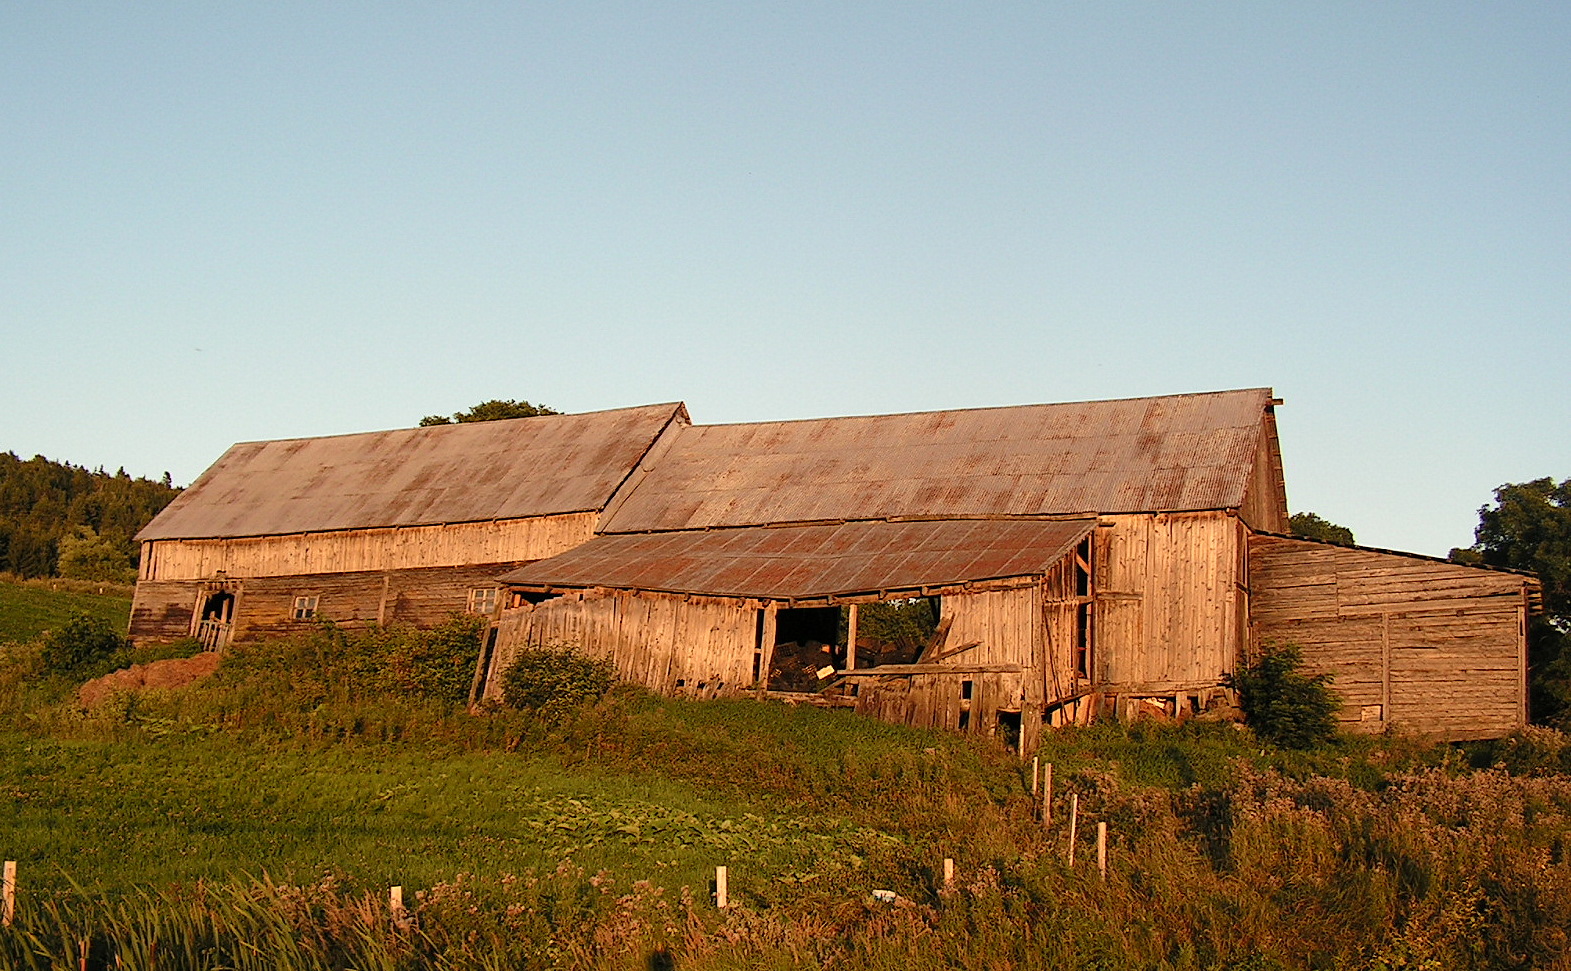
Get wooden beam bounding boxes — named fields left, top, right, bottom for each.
left=917, top=616, right=954, bottom=662
left=832, top=663, right=1024, bottom=677
left=846, top=603, right=859, bottom=671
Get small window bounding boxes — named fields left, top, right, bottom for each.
left=467, top=587, right=499, bottom=615
left=292, top=595, right=319, bottom=621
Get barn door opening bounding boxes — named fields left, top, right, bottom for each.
left=765, top=606, right=841, bottom=691
left=195, top=589, right=236, bottom=651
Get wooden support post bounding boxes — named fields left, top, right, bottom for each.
left=942, top=857, right=955, bottom=891
left=846, top=604, right=859, bottom=670
left=1097, top=822, right=1108, bottom=879
left=756, top=604, right=778, bottom=697
left=1042, top=762, right=1053, bottom=824
left=1066, top=794, right=1079, bottom=867
left=2, top=860, right=14, bottom=927
left=715, top=866, right=729, bottom=909
left=1030, top=756, right=1039, bottom=796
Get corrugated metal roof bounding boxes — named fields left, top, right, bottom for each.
left=497, top=518, right=1097, bottom=600
left=138, top=404, right=687, bottom=540
left=600, top=389, right=1274, bottom=532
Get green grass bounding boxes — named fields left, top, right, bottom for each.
left=0, top=575, right=132, bottom=643
left=1, top=619, right=1569, bottom=969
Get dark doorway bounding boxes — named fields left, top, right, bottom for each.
left=766, top=606, right=842, bottom=691
left=195, top=590, right=236, bottom=651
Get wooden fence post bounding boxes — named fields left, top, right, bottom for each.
left=389, top=885, right=412, bottom=932
left=1030, top=757, right=1039, bottom=797
left=942, top=857, right=954, bottom=891
left=1066, top=794, right=1079, bottom=867
left=715, top=866, right=729, bottom=909
left=3, top=860, right=14, bottom=927
left=1042, top=762, right=1053, bottom=824
left=1097, top=822, right=1108, bottom=879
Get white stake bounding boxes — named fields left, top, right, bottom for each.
left=1067, top=794, right=1079, bottom=866
left=2, top=861, right=14, bottom=927
left=715, top=865, right=729, bottom=909
left=943, top=857, right=955, bottom=891
left=1031, top=756, right=1039, bottom=796
left=1097, top=822, right=1108, bottom=879
left=390, top=885, right=411, bottom=931
left=1043, top=762, right=1054, bottom=824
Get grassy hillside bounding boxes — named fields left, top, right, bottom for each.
left=1, top=619, right=1570, bottom=969
left=0, top=574, right=132, bottom=643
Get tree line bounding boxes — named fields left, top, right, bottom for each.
left=0, top=452, right=181, bottom=582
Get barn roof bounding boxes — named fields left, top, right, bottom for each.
left=497, top=517, right=1098, bottom=601
left=599, top=388, right=1277, bottom=533
left=138, top=403, right=688, bottom=540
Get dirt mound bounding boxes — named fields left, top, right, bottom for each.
left=78, top=652, right=222, bottom=708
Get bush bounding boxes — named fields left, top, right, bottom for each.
left=381, top=614, right=487, bottom=704
left=500, top=645, right=616, bottom=715
left=40, top=612, right=126, bottom=676
left=1225, top=643, right=1340, bottom=749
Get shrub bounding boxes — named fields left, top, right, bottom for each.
left=1225, top=643, right=1339, bottom=749
left=500, top=645, right=616, bottom=715
left=381, top=614, right=487, bottom=704
left=40, top=612, right=126, bottom=676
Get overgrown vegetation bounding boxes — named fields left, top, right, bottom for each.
left=1, top=587, right=1569, bottom=968
left=1225, top=643, right=1341, bottom=749
left=500, top=644, right=618, bottom=715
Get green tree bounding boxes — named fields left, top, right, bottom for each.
left=57, top=526, right=137, bottom=583
left=419, top=400, right=560, bottom=426
left=1451, top=477, right=1571, bottom=726
left=1288, top=512, right=1354, bottom=545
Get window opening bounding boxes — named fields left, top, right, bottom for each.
left=466, top=587, right=499, bottom=615
left=850, top=597, right=938, bottom=667
left=1075, top=603, right=1092, bottom=679
left=292, top=595, right=319, bottom=621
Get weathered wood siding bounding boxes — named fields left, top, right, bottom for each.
left=1094, top=511, right=1243, bottom=692
left=129, top=563, right=526, bottom=644
left=1248, top=535, right=1530, bottom=741
left=140, top=513, right=598, bottom=581
left=485, top=590, right=761, bottom=701
left=1237, top=408, right=1289, bottom=533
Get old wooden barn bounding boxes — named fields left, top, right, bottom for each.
left=132, top=388, right=1540, bottom=743
left=130, top=403, right=686, bottom=649
left=477, top=388, right=1540, bottom=742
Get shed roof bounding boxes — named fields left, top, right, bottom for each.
left=599, top=388, right=1276, bottom=533
left=498, top=517, right=1098, bottom=601
left=138, top=403, right=687, bottom=540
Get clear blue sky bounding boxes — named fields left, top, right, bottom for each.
left=2, top=2, right=1566, bottom=557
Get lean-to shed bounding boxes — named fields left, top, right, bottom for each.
left=130, top=403, right=687, bottom=648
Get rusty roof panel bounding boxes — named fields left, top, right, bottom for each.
left=139, top=403, right=686, bottom=540
left=601, top=389, right=1273, bottom=532
left=498, top=518, right=1097, bottom=601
